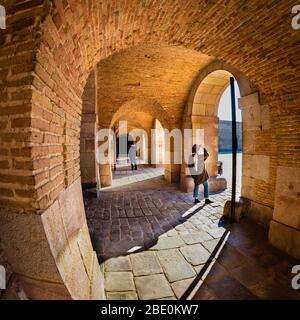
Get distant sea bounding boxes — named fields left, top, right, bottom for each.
left=219, top=149, right=242, bottom=154
left=218, top=152, right=242, bottom=190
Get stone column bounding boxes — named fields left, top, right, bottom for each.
left=238, top=92, right=273, bottom=227
left=80, top=71, right=97, bottom=187
left=269, top=167, right=300, bottom=259
left=80, top=113, right=97, bottom=186
left=164, top=125, right=181, bottom=183
left=180, top=119, right=194, bottom=192
left=0, top=178, right=106, bottom=300
left=96, top=138, right=113, bottom=188
left=157, top=127, right=165, bottom=167
left=139, top=132, right=145, bottom=162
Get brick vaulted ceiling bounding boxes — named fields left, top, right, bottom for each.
left=97, top=45, right=213, bottom=127
left=2, top=0, right=298, bottom=103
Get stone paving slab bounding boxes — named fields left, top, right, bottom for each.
left=105, top=272, right=135, bottom=292
left=135, top=274, right=174, bottom=300
left=202, top=238, right=220, bottom=253
left=180, top=232, right=213, bottom=245
left=130, top=251, right=163, bottom=276
left=104, top=256, right=132, bottom=272
left=106, top=291, right=138, bottom=300
left=194, top=264, right=205, bottom=274
left=179, top=244, right=210, bottom=266
left=149, top=235, right=185, bottom=250
left=171, top=277, right=195, bottom=299
left=208, top=227, right=226, bottom=239
left=156, top=249, right=196, bottom=282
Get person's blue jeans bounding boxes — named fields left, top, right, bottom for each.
left=193, top=180, right=209, bottom=199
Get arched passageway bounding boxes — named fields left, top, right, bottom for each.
left=217, top=80, right=242, bottom=190
left=0, top=0, right=299, bottom=300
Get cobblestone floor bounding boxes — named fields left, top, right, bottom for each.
left=85, top=165, right=231, bottom=300
left=84, top=165, right=299, bottom=300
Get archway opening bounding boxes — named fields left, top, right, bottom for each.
left=189, top=70, right=242, bottom=196
left=217, top=80, right=242, bottom=194
left=108, top=109, right=164, bottom=187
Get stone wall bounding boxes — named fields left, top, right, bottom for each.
left=239, top=93, right=275, bottom=227
left=269, top=167, right=300, bottom=259
left=0, top=178, right=105, bottom=299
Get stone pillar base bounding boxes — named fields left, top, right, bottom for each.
left=0, top=178, right=106, bottom=300
left=269, top=220, right=300, bottom=260
left=223, top=197, right=251, bottom=222
left=244, top=199, right=273, bottom=228
left=165, top=170, right=180, bottom=183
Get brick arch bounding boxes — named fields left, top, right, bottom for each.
left=180, top=61, right=255, bottom=179
left=114, top=121, right=147, bottom=136
left=102, top=99, right=171, bottom=184
left=0, top=0, right=299, bottom=299
left=110, top=98, right=172, bottom=131
left=184, top=60, right=256, bottom=122
left=192, top=70, right=233, bottom=117
left=113, top=120, right=150, bottom=164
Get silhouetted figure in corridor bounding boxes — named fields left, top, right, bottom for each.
left=129, top=141, right=138, bottom=171
left=188, top=144, right=214, bottom=205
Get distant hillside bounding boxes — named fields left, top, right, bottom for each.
left=219, top=120, right=242, bottom=152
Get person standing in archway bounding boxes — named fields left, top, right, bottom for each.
left=129, top=141, right=138, bottom=171
left=188, top=144, right=214, bottom=205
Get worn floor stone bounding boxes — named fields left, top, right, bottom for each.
left=130, top=252, right=163, bottom=276
left=104, top=256, right=132, bottom=272
left=171, top=277, right=195, bottom=299
left=150, top=236, right=185, bottom=250
left=180, top=244, right=210, bottom=266
left=194, top=264, right=205, bottom=274
left=180, top=232, right=213, bottom=245
left=105, top=272, right=135, bottom=292
left=106, top=291, right=138, bottom=300
left=202, top=238, right=220, bottom=253
left=135, top=274, right=174, bottom=300
left=208, top=227, right=226, bottom=239
left=157, top=249, right=196, bottom=282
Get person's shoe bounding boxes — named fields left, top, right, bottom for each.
left=135, top=165, right=138, bottom=170
left=205, top=199, right=214, bottom=205
left=194, top=199, right=200, bottom=204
